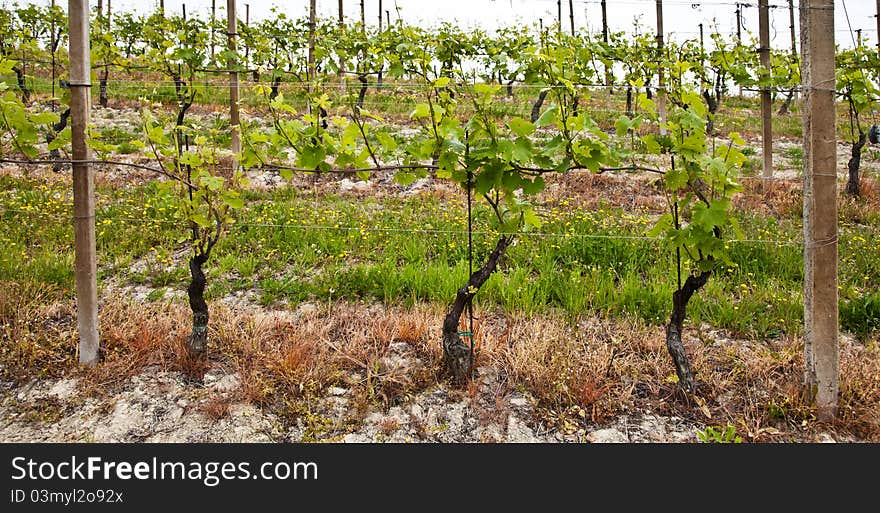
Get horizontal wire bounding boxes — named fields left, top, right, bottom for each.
left=0, top=158, right=818, bottom=185
left=14, top=76, right=677, bottom=90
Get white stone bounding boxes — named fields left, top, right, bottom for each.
left=49, top=378, right=79, bottom=400
left=342, top=433, right=372, bottom=443
left=816, top=433, right=837, bottom=443
left=506, top=416, right=543, bottom=443
left=508, top=396, right=529, bottom=408
left=210, top=374, right=241, bottom=393
left=586, top=428, right=629, bottom=443
left=328, top=386, right=348, bottom=396
left=339, top=178, right=372, bottom=193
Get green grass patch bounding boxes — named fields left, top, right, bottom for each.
left=6, top=171, right=880, bottom=341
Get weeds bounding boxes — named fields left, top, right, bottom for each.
left=697, top=423, right=742, bottom=443
left=5, top=172, right=863, bottom=340
left=0, top=292, right=878, bottom=441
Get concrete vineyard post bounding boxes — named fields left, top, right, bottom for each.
left=227, top=0, right=240, bottom=162
left=801, top=0, right=839, bottom=421
left=656, top=0, right=666, bottom=135
left=759, top=0, right=774, bottom=188
left=69, top=0, right=99, bottom=366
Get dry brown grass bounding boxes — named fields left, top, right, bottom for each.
left=736, top=176, right=880, bottom=225
left=839, top=177, right=880, bottom=224
left=735, top=178, right=803, bottom=219
left=198, top=393, right=233, bottom=421
left=0, top=281, right=76, bottom=382
left=837, top=340, right=880, bottom=439
left=81, top=300, right=202, bottom=392
left=543, top=171, right=667, bottom=213
left=482, top=312, right=880, bottom=441
left=3, top=291, right=879, bottom=442
left=377, top=417, right=399, bottom=436
left=493, top=315, right=656, bottom=424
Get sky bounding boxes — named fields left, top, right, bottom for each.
left=15, top=0, right=879, bottom=49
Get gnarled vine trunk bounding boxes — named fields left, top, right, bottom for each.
left=625, top=86, right=633, bottom=118
left=442, top=235, right=512, bottom=383
left=357, top=73, right=368, bottom=110
left=269, top=75, right=282, bottom=100
left=319, top=105, right=329, bottom=130
left=99, top=66, right=109, bottom=108
left=174, top=77, right=193, bottom=153
left=666, top=270, right=711, bottom=392
left=777, top=90, right=794, bottom=115
left=12, top=65, right=29, bottom=102
left=845, top=131, right=867, bottom=197
left=701, top=89, right=718, bottom=134
left=46, top=107, right=71, bottom=172
left=186, top=253, right=209, bottom=356
left=530, top=90, right=548, bottom=123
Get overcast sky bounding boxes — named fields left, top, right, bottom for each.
left=14, top=0, right=878, bottom=49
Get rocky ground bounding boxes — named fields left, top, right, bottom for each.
left=0, top=363, right=702, bottom=443
left=0, top=331, right=855, bottom=444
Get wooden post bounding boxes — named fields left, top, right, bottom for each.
left=308, top=0, right=316, bottom=95
left=568, top=0, right=575, bottom=36
left=244, top=4, right=249, bottom=62
left=338, top=0, right=345, bottom=77
left=699, top=22, right=705, bottom=91
left=227, top=0, right=240, bottom=163
left=735, top=3, right=742, bottom=44
left=759, top=0, right=773, bottom=186
left=102, top=0, right=111, bottom=108
left=69, top=0, right=99, bottom=366
left=788, top=0, right=797, bottom=57
left=159, top=0, right=164, bottom=16
left=601, top=0, right=608, bottom=42
left=182, top=2, right=186, bottom=21
left=788, top=0, right=798, bottom=101
left=656, top=0, right=666, bottom=135
left=377, top=0, right=383, bottom=89
left=51, top=0, right=56, bottom=108
left=360, top=0, right=365, bottom=28
left=801, top=0, right=838, bottom=422
left=736, top=3, right=743, bottom=96
left=211, top=0, right=216, bottom=64
left=876, top=0, right=880, bottom=55
left=557, top=0, right=562, bottom=33
left=699, top=23, right=704, bottom=62
left=601, top=0, right=610, bottom=87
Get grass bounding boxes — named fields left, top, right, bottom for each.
left=782, top=146, right=804, bottom=169
left=3, top=171, right=880, bottom=343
